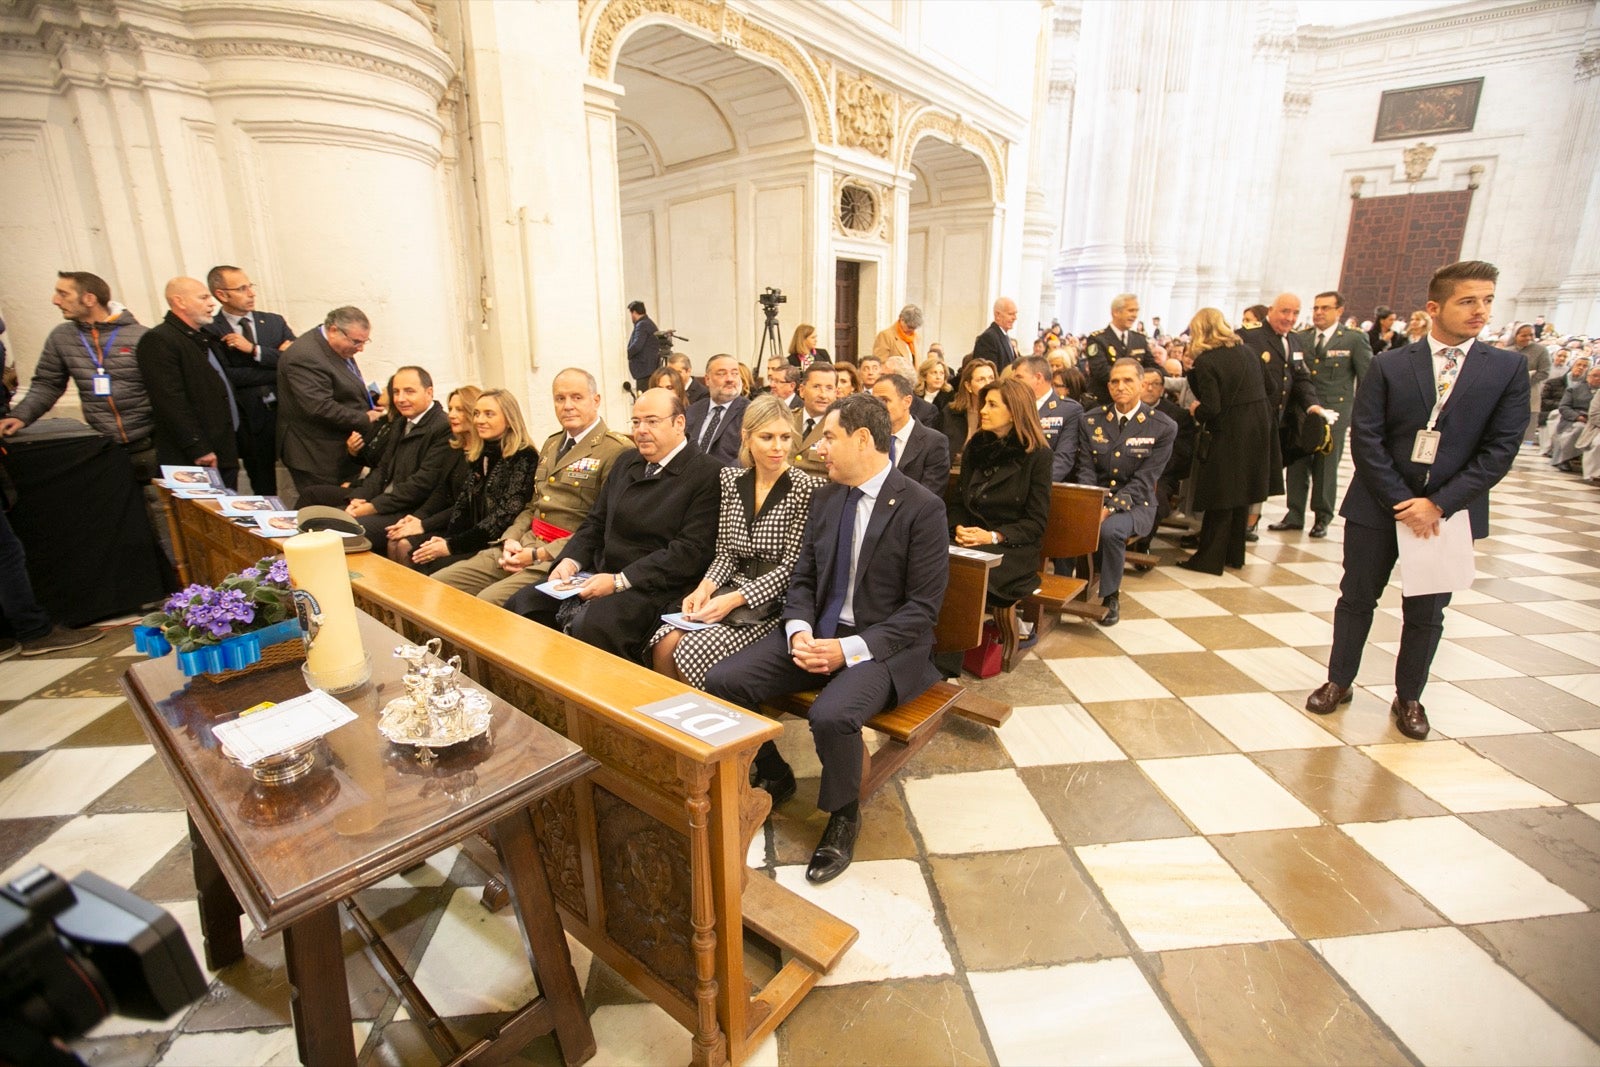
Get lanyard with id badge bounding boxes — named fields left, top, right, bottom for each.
left=1413, top=348, right=1463, bottom=470
left=81, top=325, right=121, bottom=397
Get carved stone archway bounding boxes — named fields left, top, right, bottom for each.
left=898, top=107, right=1006, bottom=204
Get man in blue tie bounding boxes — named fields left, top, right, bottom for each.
left=704, top=394, right=948, bottom=883
left=1308, top=261, right=1529, bottom=740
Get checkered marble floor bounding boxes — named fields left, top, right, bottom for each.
left=5, top=447, right=1598, bottom=1066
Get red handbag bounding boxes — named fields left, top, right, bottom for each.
left=962, top=621, right=1004, bottom=679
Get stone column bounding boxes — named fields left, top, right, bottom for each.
left=1543, top=44, right=1600, bottom=334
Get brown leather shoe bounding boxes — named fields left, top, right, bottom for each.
left=1391, top=698, right=1430, bottom=740
left=1305, top=682, right=1352, bottom=715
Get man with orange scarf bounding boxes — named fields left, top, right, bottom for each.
left=872, top=305, right=923, bottom=363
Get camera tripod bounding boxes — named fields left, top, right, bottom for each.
left=754, top=304, right=782, bottom=380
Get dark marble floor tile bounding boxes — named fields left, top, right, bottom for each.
left=1137, top=652, right=1263, bottom=697
left=1168, top=615, right=1284, bottom=650
left=1456, top=677, right=1600, bottom=731
left=965, top=657, right=1074, bottom=706
left=582, top=954, right=652, bottom=1011
left=1475, top=556, right=1549, bottom=579
left=1453, top=601, right=1580, bottom=634
left=1464, top=734, right=1600, bottom=804
left=0, top=814, right=70, bottom=871
left=86, top=754, right=185, bottom=814
left=1462, top=807, right=1600, bottom=909
left=771, top=776, right=916, bottom=866
left=1252, top=746, right=1446, bottom=823
left=1468, top=912, right=1600, bottom=1042
left=780, top=977, right=988, bottom=1067
left=1153, top=940, right=1411, bottom=1066
left=1021, top=761, right=1191, bottom=844
left=0, top=750, right=40, bottom=783
left=1033, top=623, right=1124, bottom=660
left=903, top=713, right=1014, bottom=777
left=38, top=655, right=136, bottom=697
left=1453, top=635, right=1593, bottom=677
left=1198, top=587, right=1315, bottom=615
left=59, top=704, right=150, bottom=748
left=1084, top=698, right=1235, bottom=759
left=1469, top=577, right=1562, bottom=602
left=1212, top=827, right=1443, bottom=939
left=130, top=838, right=198, bottom=903
left=364, top=1014, right=560, bottom=1067
left=929, top=847, right=1127, bottom=969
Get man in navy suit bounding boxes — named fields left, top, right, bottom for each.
left=971, top=296, right=1020, bottom=372
left=684, top=354, right=749, bottom=466
left=626, top=300, right=660, bottom=391
left=705, top=394, right=948, bottom=884
left=1307, top=261, right=1529, bottom=740
left=206, top=265, right=295, bottom=495
left=869, top=373, right=950, bottom=496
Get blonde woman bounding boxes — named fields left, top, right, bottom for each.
left=386, top=384, right=479, bottom=561
left=917, top=356, right=953, bottom=408
left=649, top=395, right=821, bottom=688
left=1403, top=310, right=1431, bottom=345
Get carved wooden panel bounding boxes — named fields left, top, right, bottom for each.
left=583, top=718, right=682, bottom=797
left=533, top=783, right=587, bottom=916
left=593, top=785, right=696, bottom=999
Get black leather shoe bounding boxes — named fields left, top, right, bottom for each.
left=1392, top=698, right=1430, bottom=740
left=1098, top=593, right=1120, bottom=627
left=752, top=765, right=796, bottom=807
left=1267, top=518, right=1303, bottom=532
left=1305, top=681, right=1353, bottom=715
left=1179, top=534, right=1199, bottom=549
left=805, top=810, right=861, bottom=884
left=1244, top=529, right=1259, bottom=543
left=1177, top=557, right=1221, bottom=575
left=1309, top=520, right=1329, bottom=538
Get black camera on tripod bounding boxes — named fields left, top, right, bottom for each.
left=1, top=866, right=206, bottom=1059
left=759, top=287, right=787, bottom=312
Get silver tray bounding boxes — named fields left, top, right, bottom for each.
left=377, top=686, right=493, bottom=764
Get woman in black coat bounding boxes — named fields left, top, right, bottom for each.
left=1180, top=308, right=1274, bottom=574
left=949, top=378, right=1053, bottom=610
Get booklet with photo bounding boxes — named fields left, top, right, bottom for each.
left=534, top=572, right=596, bottom=600
left=255, top=511, right=302, bottom=537
left=159, top=465, right=225, bottom=490
left=660, top=612, right=715, bottom=631
left=171, top=486, right=235, bottom=499
left=219, top=495, right=286, bottom=515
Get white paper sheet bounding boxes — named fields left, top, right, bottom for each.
left=1397, top=510, right=1476, bottom=597
left=213, top=690, right=356, bottom=766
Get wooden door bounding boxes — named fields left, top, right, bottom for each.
left=1338, top=190, right=1473, bottom=322
left=834, top=260, right=860, bottom=362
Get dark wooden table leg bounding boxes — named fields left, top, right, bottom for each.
left=187, top=815, right=243, bottom=970
left=494, top=808, right=596, bottom=1066
left=282, top=905, right=357, bottom=1067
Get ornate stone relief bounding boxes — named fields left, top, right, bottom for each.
left=1283, top=89, right=1311, bottom=116
left=833, top=175, right=888, bottom=240
left=1577, top=48, right=1600, bottom=80
left=1402, top=141, right=1436, bottom=183
left=836, top=71, right=895, bottom=158
left=899, top=109, right=1007, bottom=203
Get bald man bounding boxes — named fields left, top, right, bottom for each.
left=1241, top=293, right=1326, bottom=518
left=973, top=296, right=1020, bottom=371
left=136, top=276, right=244, bottom=488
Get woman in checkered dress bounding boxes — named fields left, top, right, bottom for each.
left=650, top=395, right=821, bottom=689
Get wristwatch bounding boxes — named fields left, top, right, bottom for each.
left=991, top=531, right=1000, bottom=544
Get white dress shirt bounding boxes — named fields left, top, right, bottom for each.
left=786, top=459, right=891, bottom=667
left=889, top=419, right=915, bottom=467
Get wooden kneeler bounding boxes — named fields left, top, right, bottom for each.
left=1026, top=483, right=1111, bottom=636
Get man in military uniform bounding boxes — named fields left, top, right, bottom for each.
left=433, top=368, right=629, bottom=606
left=790, top=361, right=837, bottom=477
left=1072, top=358, right=1176, bottom=626
left=1016, top=355, right=1082, bottom=480
left=1243, top=292, right=1328, bottom=540
left=1083, top=293, right=1158, bottom=405
left=1279, top=290, right=1372, bottom=537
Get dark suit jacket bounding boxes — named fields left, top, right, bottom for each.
left=557, top=443, right=722, bottom=600
left=972, top=322, right=1017, bottom=371
left=896, top=418, right=951, bottom=497
left=784, top=466, right=948, bottom=701
left=1341, top=339, right=1529, bottom=540
left=1241, top=323, right=1319, bottom=493
left=685, top=395, right=749, bottom=466
left=136, top=312, right=240, bottom=470
left=686, top=379, right=709, bottom=406
left=1154, top=395, right=1197, bottom=481
left=353, top=401, right=454, bottom=514
left=910, top=394, right=940, bottom=429
left=627, top=316, right=660, bottom=380
left=1036, top=394, right=1084, bottom=482
left=276, top=328, right=373, bottom=485
left=205, top=311, right=295, bottom=433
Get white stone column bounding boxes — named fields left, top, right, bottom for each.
left=1538, top=43, right=1600, bottom=334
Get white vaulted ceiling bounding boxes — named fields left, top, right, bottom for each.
left=909, top=137, right=992, bottom=206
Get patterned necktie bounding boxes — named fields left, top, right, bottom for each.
left=643, top=461, right=662, bottom=479
left=557, top=436, right=574, bottom=461
left=701, top=405, right=723, bottom=449
left=816, top=487, right=863, bottom=639
left=1438, top=348, right=1462, bottom=401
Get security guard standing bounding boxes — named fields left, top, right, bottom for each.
left=1243, top=293, right=1326, bottom=540
left=433, top=369, right=630, bottom=606
left=1083, top=293, right=1159, bottom=405
left=1072, top=357, right=1176, bottom=626
left=1281, top=290, right=1372, bottom=537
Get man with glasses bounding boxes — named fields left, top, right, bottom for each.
left=275, top=306, right=383, bottom=496
left=205, top=265, right=295, bottom=495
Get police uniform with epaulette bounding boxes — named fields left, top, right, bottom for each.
left=1071, top=400, right=1176, bottom=621
left=1083, top=328, right=1158, bottom=405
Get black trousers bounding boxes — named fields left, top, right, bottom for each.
left=1329, top=520, right=1450, bottom=703
left=704, top=630, right=894, bottom=812
left=508, top=584, right=668, bottom=665
left=236, top=421, right=277, bottom=495
left=1187, top=505, right=1248, bottom=573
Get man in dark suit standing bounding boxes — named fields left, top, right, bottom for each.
left=626, top=300, right=660, bottom=392
left=869, top=373, right=950, bottom=496
left=706, top=394, right=948, bottom=884
left=137, top=277, right=242, bottom=489
left=510, top=387, right=720, bottom=663
left=971, top=297, right=1020, bottom=372
left=1308, top=261, right=1528, bottom=740
left=1246, top=293, right=1328, bottom=539
left=1083, top=294, right=1157, bottom=405
left=205, top=265, right=294, bottom=495
left=276, top=306, right=382, bottom=493
left=684, top=354, right=749, bottom=466
left=1279, top=290, right=1373, bottom=537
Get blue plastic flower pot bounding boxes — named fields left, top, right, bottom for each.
left=134, top=625, right=172, bottom=658
left=175, top=619, right=304, bottom=678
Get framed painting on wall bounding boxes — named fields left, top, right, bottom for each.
left=1374, top=78, right=1483, bottom=142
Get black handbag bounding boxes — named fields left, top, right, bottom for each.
left=714, top=557, right=783, bottom=626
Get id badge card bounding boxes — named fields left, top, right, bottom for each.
left=1411, top=429, right=1441, bottom=464
left=91, top=373, right=112, bottom=396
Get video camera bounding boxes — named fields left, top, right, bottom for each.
left=758, top=287, right=786, bottom=311
left=1, top=866, right=206, bottom=1056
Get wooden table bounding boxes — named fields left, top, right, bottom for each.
left=121, top=613, right=599, bottom=1066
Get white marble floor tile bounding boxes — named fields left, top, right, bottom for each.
left=1259, top=584, right=1339, bottom=613
left=1491, top=504, right=1562, bottom=518
left=155, top=1024, right=373, bottom=1066
left=1076, top=836, right=1292, bottom=951
left=2, top=811, right=189, bottom=887
left=1545, top=673, right=1600, bottom=706
left=1215, top=647, right=1329, bottom=693
left=1360, top=739, right=1563, bottom=812
left=1314, top=927, right=1600, bottom=1066
left=903, top=768, right=1060, bottom=853
left=1139, top=754, right=1320, bottom=834
left=1342, top=816, right=1585, bottom=924
left=1100, top=618, right=1205, bottom=655
left=1123, top=590, right=1230, bottom=618
left=1439, top=586, right=1500, bottom=605
left=1181, top=692, right=1343, bottom=751
left=370, top=845, right=462, bottom=890
left=1362, top=683, right=1539, bottom=738
left=774, top=859, right=954, bottom=986
left=1580, top=803, right=1600, bottom=824
left=969, top=958, right=1200, bottom=1067
left=1526, top=597, right=1600, bottom=631
left=0, top=657, right=94, bottom=699
left=996, top=703, right=1125, bottom=766
left=1289, top=541, right=1346, bottom=561
left=114, top=641, right=145, bottom=657
left=1280, top=561, right=1349, bottom=584
left=0, top=745, right=154, bottom=818
left=1557, top=729, right=1600, bottom=758
left=1515, top=575, right=1600, bottom=600
left=1163, top=565, right=1247, bottom=589
left=1239, top=612, right=1335, bottom=647
left=1532, top=630, right=1600, bottom=661
left=1492, top=533, right=1589, bottom=554
left=1044, top=656, right=1172, bottom=704
left=1431, top=608, right=1512, bottom=639
left=1372, top=639, right=1519, bottom=681
left=589, top=1001, right=693, bottom=1066
left=410, top=886, right=552, bottom=1015
left=1496, top=551, right=1596, bottom=575
left=0, top=697, right=124, bottom=751
left=1488, top=517, right=1564, bottom=533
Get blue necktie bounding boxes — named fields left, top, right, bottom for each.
left=816, top=488, right=862, bottom=638
left=206, top=350, right=240, bottom=430
left=889, top=435, right=899, bottom=465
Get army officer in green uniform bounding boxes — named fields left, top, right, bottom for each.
left=1279, top=290, right=1373, bottom=538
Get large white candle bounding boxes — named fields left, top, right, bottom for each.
left=283, top=531, right=366, bottom=683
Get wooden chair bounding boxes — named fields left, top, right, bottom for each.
left=1024, top=482, right=1110, bottom=635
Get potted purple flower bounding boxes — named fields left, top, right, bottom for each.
left=136, top=557, right=305, bottom=679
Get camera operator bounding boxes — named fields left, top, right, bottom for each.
left=626, top=300, right=660, bottom=392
